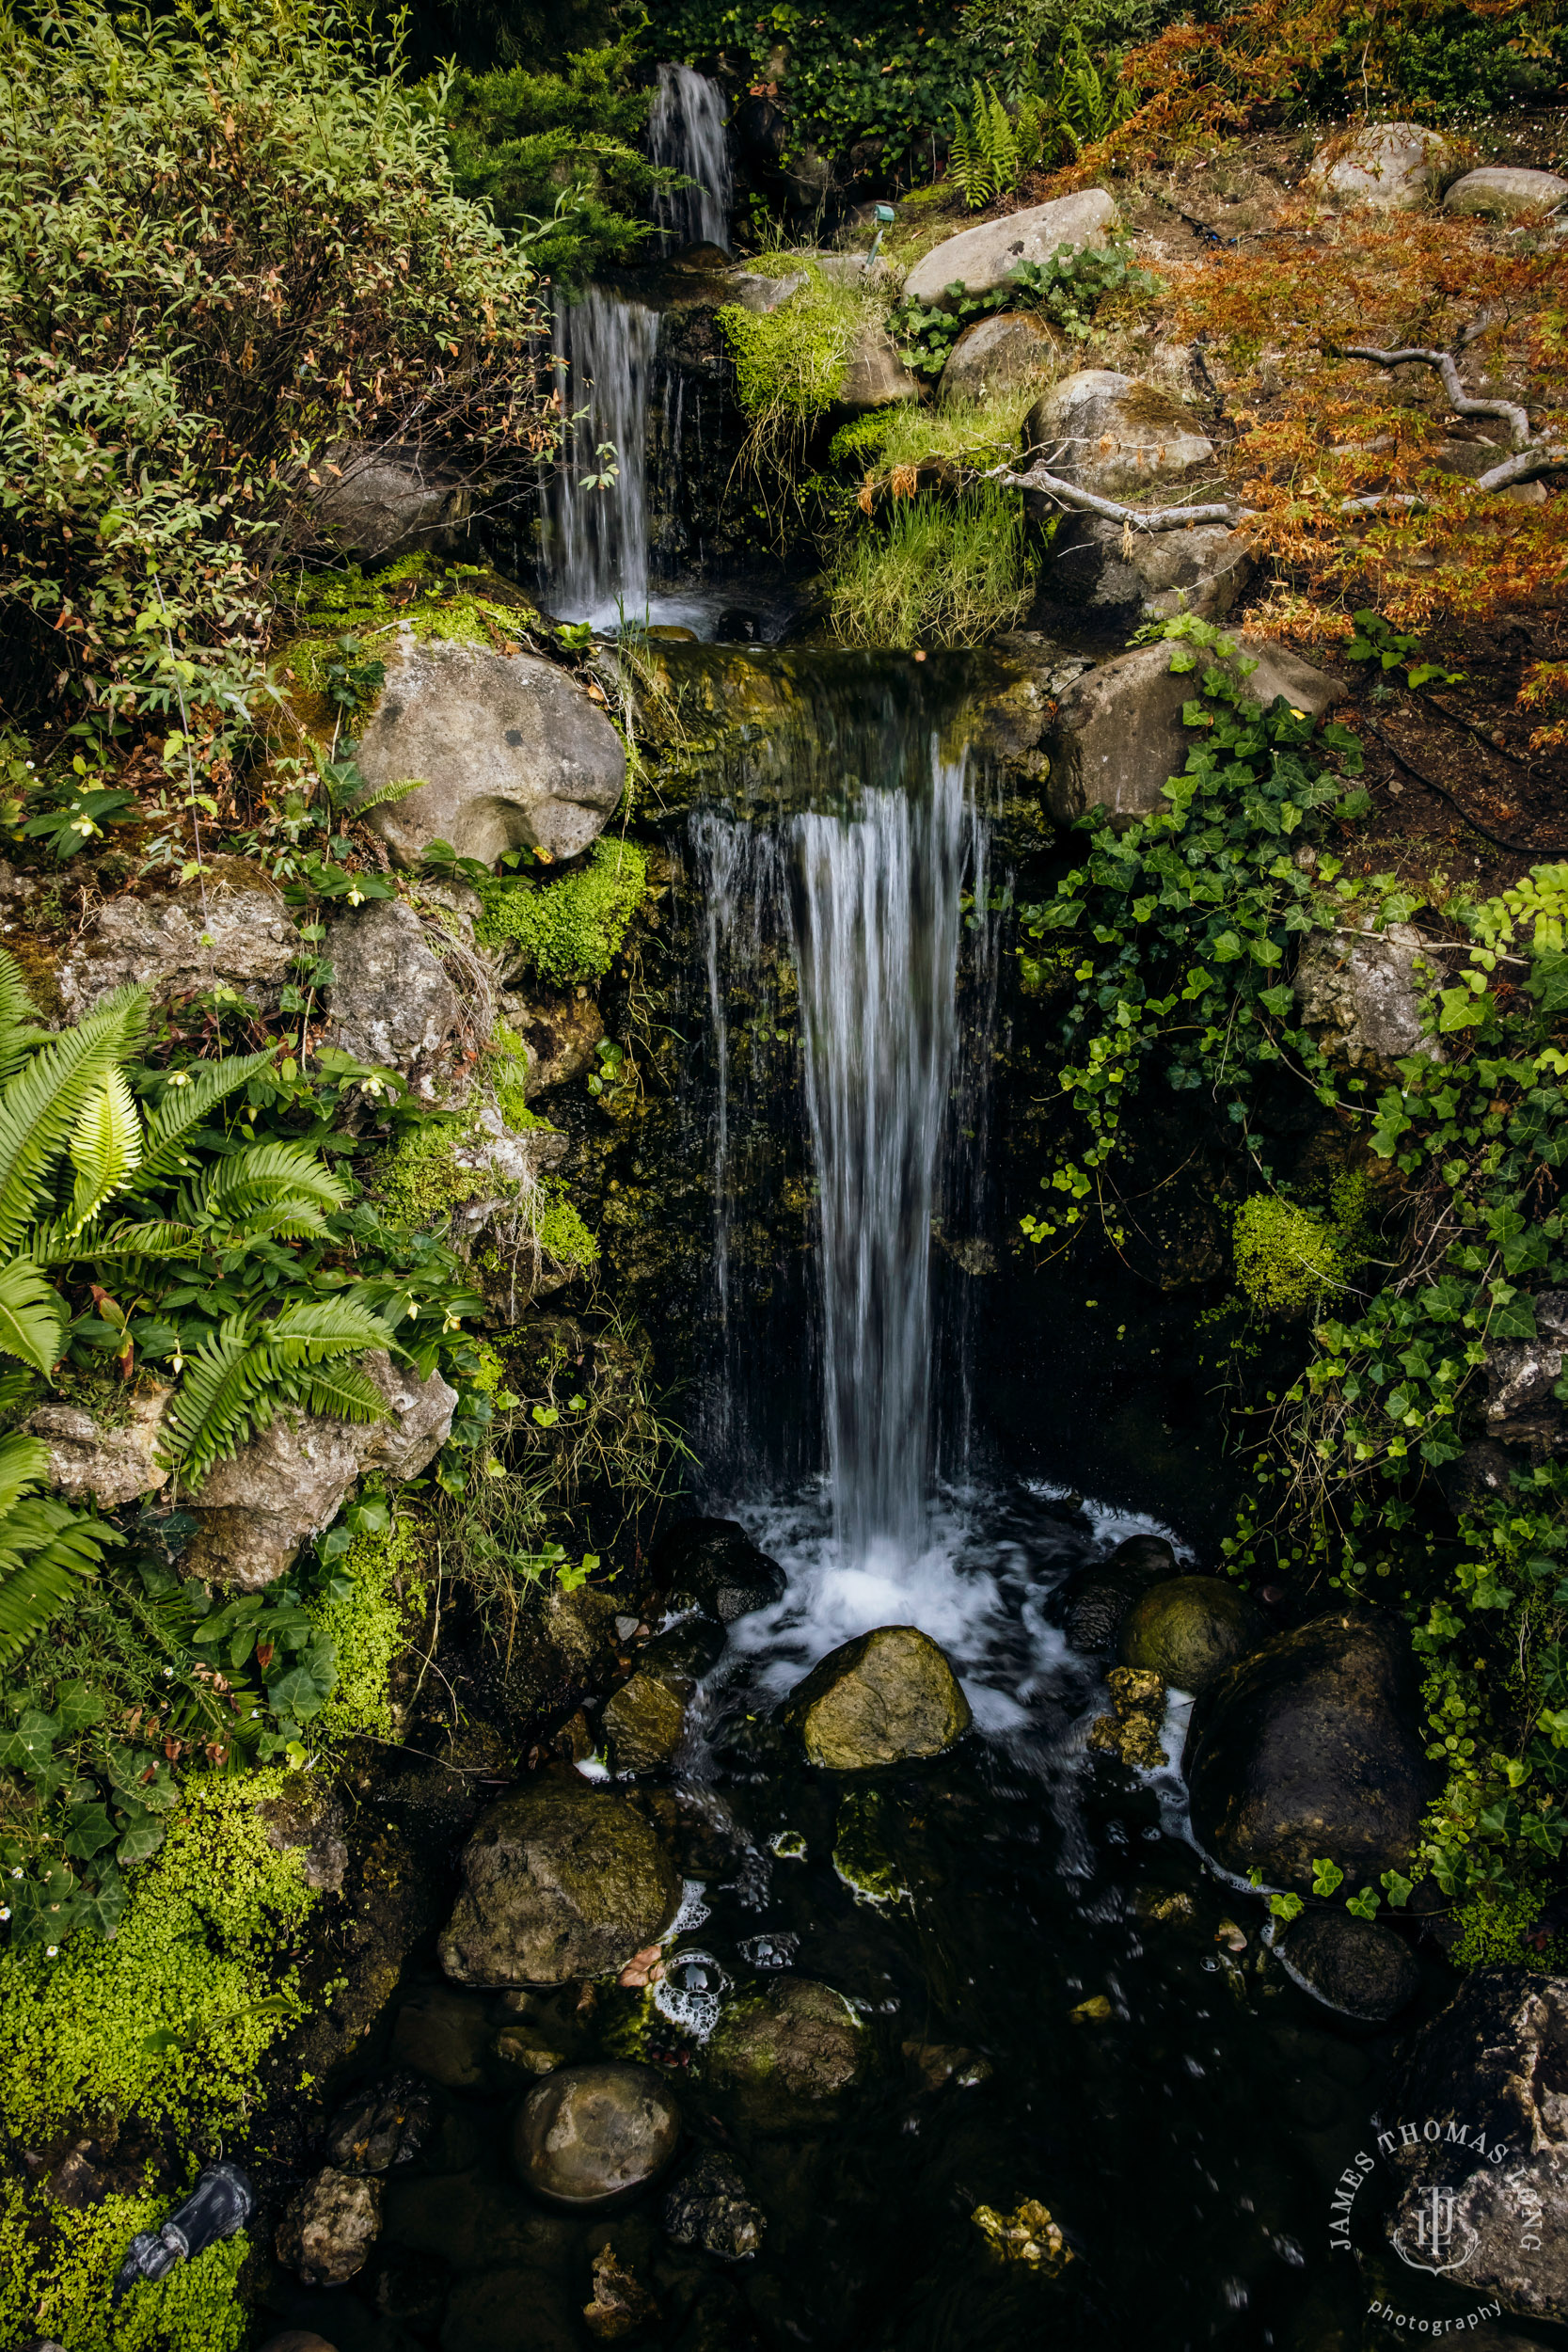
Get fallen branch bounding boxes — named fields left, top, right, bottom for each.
left=1331, top=332, right=1565, bottom=513
left=1337, top=340, right=1531, bottom=451
left=993, top=461, right=1252, bottom=532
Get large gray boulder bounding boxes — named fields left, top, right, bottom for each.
left=838, top=325, right=919, bottom=411
left=1293, top=924, right=1445, bottom=1075
left=1024, top=369, right=1214, bottom=500
left=1389, top=1969, right=1568, bottom=2322
left=1305, top=122, right=1455, bottom=210
left=24, top=1385, right=171, bottom=1508
left=1035, top=514, right=1254, bottom=636
left=57, top=859, right=295, bottom=1022
left=1486, top=1290, right=1568, bottom=1449
left=355, top=633, right=626, bottom=870
left=1445, top=167, right=1568, bottom=219
left=322, top=898, right=465, bottom=1099
left=182, top=1350, right=456, bottom=1589
left=309, top=446, right=474, bottom=565
left=939, top=311, right=1057, bottom=404
left=437, top=1778, right=680, bottom=1986
left=1044, top=638, right=1344, bottom=827
left=1182, top=1613, right=1431, bottom=1893
left=901, top=187, right=1117, bottom=306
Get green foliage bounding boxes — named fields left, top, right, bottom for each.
left=1233, top=1194, right=1343, bottom=1317
left=161, top=1299, right=392, bottom=1491
left=308, top=1511, right=425, bottom=1743
left=0, top=2173, right=248, bottom=2352
left=891, top=235, right=1159, bottom=379
left=533, top=1187, right=599, bottom=1271
left=474, top=837, right=647, bottom=984
left=0, top=0, right=550, bottom=743
left=0, top=1772, right=311, bottom=2138
left=0, top=1431, right=122, bottom=1666
left=374, top=1121, right=486, bottom=1231
left=1302, top=4, right=1568, bottom=122
left=716, top=266, right=873, bottom=490
left=440, top=38, right=684, bottom=287
left=826, top=485, right=1033, bottom=651
left=948, top=81, right=1030, bottom=210
left=889, top=282, right=1012, bottom=383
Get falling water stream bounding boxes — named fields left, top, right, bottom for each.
left=649, top=63, right=733, bottom=251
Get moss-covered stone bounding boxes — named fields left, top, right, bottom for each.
left=1118, top=1576, right=1262, bottom=1693
left=784, top=1625, right=972, bottom=1771
left=704, top=1977, right=867, bottom=2130
left=437, top=1778, right=679, bottom=1987
left=474, top=839, right=649, bottom=986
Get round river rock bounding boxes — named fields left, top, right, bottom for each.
left=438, top=1777, right=679, bottom=1988
left=784, top=1625, right=972, bottom=1770
left=705, top=1977, right=867, bottom=2130
left=1277, top=1908, right=1419, bottom=2024
left=1119, top=1575, right=1261, bottom=1692
left=512, top=2061, right=680, bottom=2208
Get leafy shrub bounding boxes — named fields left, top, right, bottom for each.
left=892, top=236, right=1159, bottom=377
left=440, top=38, right=686, bottom=286
left=474, top=838, right=649, bottom=983
left=0, top=0, right=550, bottom=745
left=823, top=486, right=1033, bottom=648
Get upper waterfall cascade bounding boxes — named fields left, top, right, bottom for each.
left=650, top=63, right=733, bottom=250
left=546, top=288, right=658, bottom=629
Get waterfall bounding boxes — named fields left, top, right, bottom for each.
left=546, top=289, right=658, bottom=627
left=792, top=750, right=973, bottom=1563
left=650, top=63, right=732, bottom=250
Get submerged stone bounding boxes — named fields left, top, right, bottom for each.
left=653, top=1517, right=786, bottom=1623
left=512, top=2061, right=681, bottom=2209
left=663, top=2150, right=766, bottom=2261
left=1119, top=1576, right=1262, bottom=1692
left=1277, top=1909, right=1418, bottom=2023
left=323, top=2073, right=434, bottom=2173
left=438, top=1779, right=680, bottom=1988
left=704, top=1978, right=867, bottom=2129
left=784, top=1625, right=972, bottom=1770
left=275, top=2167, right=381, bottom=2287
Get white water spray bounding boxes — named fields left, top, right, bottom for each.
left=546, top=289, right=657, bottom=628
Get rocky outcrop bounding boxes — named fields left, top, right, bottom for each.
left=901, top=187, right=1117, bottom=306
left=784, top=1625, right=973, bottom=1770
left=939, top=311, right=1056, bottom=404
left=705, top=1978, right=867, bottom=2130
left=308, top=445, right=474, bottom=564
left=1045, top=639, right=1344, bottom=827
left=354, top=634, right=626, bottom=870
left=57, top=860, right=295, bottom=1022
left=1388, top=1969, right=1568, bottom=2322
left=182, top=1351, right=456, bottom=1590
left=1182, top=1613, right=1431, bottom=1893
left=1293, top=924, right=1445, bottom=1075
left=1023, top=370, right=1214, bottom=500
left=663, top=2152, right=765, bottom=2261
left=24, top=1385, right=170, bottom=1508
left=276, top=2167, right=381, bottom=2286
left=437, top=1777, right=679, bottom=1986
left=500, top=987, right=606, bottom=1099
left=321, top=898, right=466, bottom=1098
left=1486, top=1292, right=1568, bottom=1449
left=1445, top=167, right=1568, bottom=218
left=1275, top=1909, right=1418, bottom=2023
left=512, top=2062, right=681, bottom=2209
left=652, top=1518, right=786, bottom=1623
left=1034, top=515, right=1254, bottom=636
left=1118, top=1575, right=1262, bottom=1692
left=1305, top=122, right=1455, bottom=210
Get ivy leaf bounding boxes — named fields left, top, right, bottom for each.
left=1210, top=931, right=1243, bottom=962
left=63, top=1802, right=117, bottom=1858
left=1259, top=983, right=1295, bottom=1018
left=116, top=1816, right=166, bottom=1866
left=1310, top=1857, right=1344, bottom=1897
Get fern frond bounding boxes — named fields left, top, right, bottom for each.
left=69, top=1066, right=143, bottom=1233
left=34, top=1216, right=202, bottom=1265
left=334, top=773, right=429, bottom=816
left=0, top=949, right=50, bottom=1081
left=157, top=1319, right=268, bottom=1488
left=0, top=1491, right=120, bottom=1662
left=0, top=1258, right=67, bottom=1374
left=0, top=985, right=147, bottom=1253
left=0, top=1433, right=52, bottom=1519
left=265, top=1297, right=391, bottom=1356
left=289, top=1362, right=390, bottom=1423
left=135, top=1051, right=275, bottom=1184
left=180, top=1141, right=350, bottom=1238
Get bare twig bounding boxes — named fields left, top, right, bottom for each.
left=993, top=460, right=1252, bottom=531
left=1331, top=332, right=1566, bottom=513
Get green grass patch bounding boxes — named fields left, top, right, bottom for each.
left=475, top=836, right=647, bottom=985
left=823, top=485, right=1032, bottom=648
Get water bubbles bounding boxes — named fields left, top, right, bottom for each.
left=737, top=1931, right=799, bottom=1971
left=652, top=1947, right=728, bottom=2042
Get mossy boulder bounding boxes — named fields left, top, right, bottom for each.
left=1118, top=1577, right=1263, bottom=1692
left=1053, top=1533, right=1177, bottom=1655
left=1277, top=1909, right=1418, bottom=2024
left=602, top=1616, right=725, bottom=1774
left=437, top=1779, right=679, bottom=1987
left=704, top=1979, right=867, bottom=2130
left=511, top=2061, right=681, bottom=2209
left=1182, top=1613, right=1433, bottom=1894
left=784, top=1626, right=972, bottom=1770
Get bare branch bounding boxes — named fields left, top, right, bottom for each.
left=1337, top=341, right=1532, bottom=452
left=994, top=462, right=1252, bottom=532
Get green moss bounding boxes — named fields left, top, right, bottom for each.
left=832, top=1788, right=908, bottom=1909
left=374, top=1120, right=486, bottom=1228
left=0, top=1775, right=312, bottom=2143
left=474, top=836, right=647, bottom=985
left=1232, top=1194, right=1344, bottom=1317
left=309, top=1520, right=426, bottom=1744
left=488, top=1019, right=548, bottom=1131
left=0, top=2175, right=248, bottom=2352
left=1452, top=1883, right=1568, bottom=1971
left=277, top=553, right=539, bottom=700
left=716, top=265, right=867, bottom=426
left=534, top=1184, right=597, bottom=1270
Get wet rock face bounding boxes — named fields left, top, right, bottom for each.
left=1277, top=1909, right=1418, bottom=2023
left=1055, top=1533, right=1179, bottom=1655
left=323, top=2073, right=435, bottom=2173
left=602, top=1617, right=724, bottom=1773
left=705, top=1978, right=867, bottom=2129
left=182, top=1350, right=456, bottom=1589
left=56, top=860, right=295, bottom=1022
left=784, top=1625, right=973, bottom=1770
left=437, top=1778, right=680, bottom=1988
left=1045, top=639, right=1344, bottom=829
left=663, top=2150, right=765, bottom=2260
left=354, top=634, right=626, bottom=870
left=1389, top=1968, right=1568, bottom=2322
left=1182, top=1613, right=1432, bottom=1893
left=512, top=2061, right=681, bottom=2208
left=1119, top=1575, right=1262, bottom=1692
left=653, top=1517, right=786, bottom=1624
left=276, top=2167, right=381, bottom=2286
left=900, top=187, right=1117, bottom=306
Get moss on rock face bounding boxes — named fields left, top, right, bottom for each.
left=308, top=1519, right=427, bottom=1744
left=474, top=837, right=648, bottom=986
left=1118, top=1576, right=1261, bottom=1693
left=1232, top=1193, right=1342, bottom=1316
left=703, top=1977, right=867, bottom=2130
left=784, top=1625, right=973, bottom=1770
left=276, top=553, right=541, bottom=704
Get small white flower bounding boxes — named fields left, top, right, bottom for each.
left=171, top=1353, right=183, bottom=1375
left=162, top=1666, right=174, bottom=1678
left=8, top=1867, right=21, bottom=1881
left=249, top=1708, right=261, bottom=1719
left=0, top=1907, right=9, bottom=1922
left=45, top=1946, right=57, bottom=1958
left=346, top=887, right=364, bottom=907
left=167, top=1072, right=190, bottom=1088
